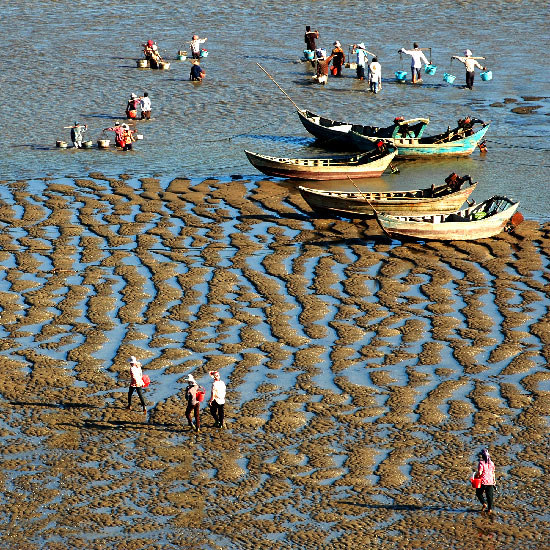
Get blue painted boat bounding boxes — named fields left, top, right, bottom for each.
left=350, top=117, right=490, bottom=158
left=297, top=109, right=430, bottom=150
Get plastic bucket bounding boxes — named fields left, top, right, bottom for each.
left=159, top=61, right=170, bottom=70
left=443, top=72, right=456, bottom=84
left=56, top=140, right=68, bottom=148
left=200, top=49, right=208, bottom=58
left=82, top=140, right=93, bottom=148
left=97, top=139, right=110, bottom=148
left=303, top=49, right=314, bottom=60
left=480, top=70, right=492, bottom=81
left=395, top=70, right=407, bottom=81
left=470, top=477, right=482, bottom=489
left=425, top=64, right=437, bottom=75
left=177, top=54, right=187, bottom=61
left=330, top=66, right=338, bottom=76
left=196, top=387, right=205, bottom=402
left=142, top=374, right=150, bottom=388
left=137, top=59, right=148, bottom=68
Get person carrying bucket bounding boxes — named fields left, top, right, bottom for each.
left=354, top=43, right=368, bottom=80
left=314, top=50, right=334, bottom=85
left=208, top=370, right=226, bottom=428
left=68, top=121, right=87, bottom=148
left=127, top=356, right=147, bottom=414
left=451, top=50, right=486, bottom=90
left=104, top=121, right=125, bottom=148
left=474, top=448, right=496, bottom=514
left=126, top=93, right=140, bottom=119
left=185, top=374, right=202, bottom=433
left=398, top=43, right=430, bottom=83
left=190, top=34, right=207, bottom=60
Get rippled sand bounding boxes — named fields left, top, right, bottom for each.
left=0, top=174, right=549, bottom=549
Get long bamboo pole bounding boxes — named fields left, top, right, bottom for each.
left=256, top=63, right=301, bottom=111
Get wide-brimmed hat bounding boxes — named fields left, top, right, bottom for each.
left=209, top=370, right=220, bottom=379
left=357, top=43, right=365, bottom=49
left=464, top=49, right=472, bottom=57
left=129, top=356, right=139, bottom=364
left=187, top=374, right=196, bottom=383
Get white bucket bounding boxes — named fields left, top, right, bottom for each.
left=137, top=59, right=149, bottom=68
left=56, top=140, right=68, bottom=148
left=136, top=134, right=143, bottom=140
left=97, top=139, right=110, bottom=148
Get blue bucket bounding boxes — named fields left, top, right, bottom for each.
left=443, top=72, right=456, bottom=84
left=395, top=70, right=407, bottom=81
left=200, top=49, right=208, bottom=58
left=425, top=64, right=437, bottom=75
left=303, top=49, right=314, bottom=60
left=480, top=70, right=492, bottom=81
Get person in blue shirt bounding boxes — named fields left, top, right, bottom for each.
left=190, top=60, right=206, bottom=81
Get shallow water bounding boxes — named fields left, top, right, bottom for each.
left=1, top=2, right=550, bottom=549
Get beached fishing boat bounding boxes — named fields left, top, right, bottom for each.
left=297, top=109, right=429, bottom=150
left=244, top=148, right=397, bottom=180
left=298, top=173, right=477, bottom=218
left=298, top=110, right=489, bottom=157
left=375, top=196, right=522, bottom=241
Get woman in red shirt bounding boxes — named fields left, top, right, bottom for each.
left=476, top=448, right=496, bottom=513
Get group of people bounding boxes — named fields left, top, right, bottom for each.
left=127, top=355, right=498, bottom=513
left=306, top=26, right=488, bottom=91
left=127, top=357, right=226, bottom=433
left=125, top=92, right=152, bottom=120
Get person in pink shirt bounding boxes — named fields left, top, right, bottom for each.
left=127, top=356, right=147, bottom=414
left=476, top=448, right=496, bottom=513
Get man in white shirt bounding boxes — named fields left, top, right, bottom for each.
left=399, top=43, right=429, bottom=83
left=208, top=370, right=226, bottom=428
left=452, top=50, right=486, bottom=89
left=140, top=92, right=151, bottom=120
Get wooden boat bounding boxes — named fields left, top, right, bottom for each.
left=375, top=196, right=523, bottom=241
left=298, top=109, right=489, bottom=157
left=350, top=117, right=490, bottom=158
left=298, top=173, right=478, bottom=218
left=244, top=147, right=397, bottom=180
left=297, top=109, right=430, bottom=150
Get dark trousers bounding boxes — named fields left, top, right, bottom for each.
left=476, top=484, right=494, bottom=510
left=186, top=403, right=200, bottom=429
left=356, top=65, right=365, bottom=79
left=466, top=70, right=475, bottom=89
left=123, top=143, right=133, bottom=151
left=128, top=386, right=146, bottom=408
left=210, top=401, right=224, bottom=426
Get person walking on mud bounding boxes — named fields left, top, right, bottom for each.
left=127, top=356, right=147, bottom=414
left=185, top=374, right=201, bottom=433
left=475, top=448, right=496, bottom=514
left=208, top=370, right=226, bottom=428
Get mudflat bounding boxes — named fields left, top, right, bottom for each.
left=0, top=174, right=548, bottom=549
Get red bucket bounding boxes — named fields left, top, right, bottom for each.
left=196, top=387, right=205, bottom=402
left=331, top=66, right=338, bottom=76
left=142, top=374, right=150, bottom=388
left=470, top=477, right=482, bottom=489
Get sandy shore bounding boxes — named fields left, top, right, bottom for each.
left=0, top=174, right=549, bottom=549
